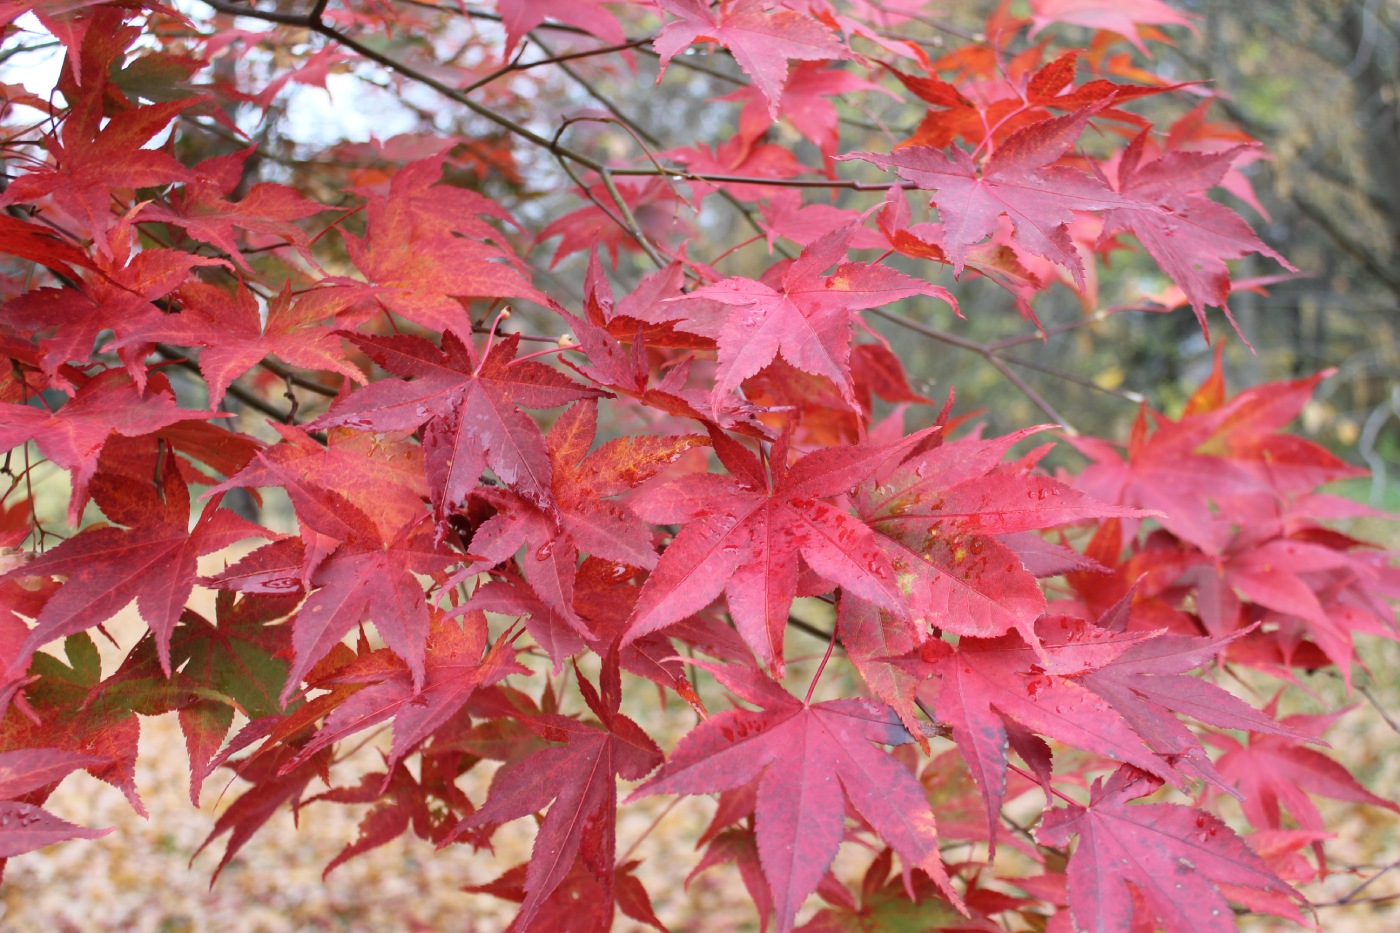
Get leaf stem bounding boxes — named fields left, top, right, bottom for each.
left=803, top=621, right=840, bottom=706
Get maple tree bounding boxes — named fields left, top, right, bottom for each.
left=0, top=1, right=1396, bottom=931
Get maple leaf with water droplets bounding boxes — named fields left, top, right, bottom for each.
left=855, top=426, right=1141, bottom=650
left=692, top=221, right=955, bottom=413
left=625, top=424, right=935, bottom=674
left=918, top=616, right=1181, bottom=852
left=630, top=661, right=963, bottom=933
left=0, top=748, right=112, bottom=867
left=1038, top=767, right=1303, bottom=933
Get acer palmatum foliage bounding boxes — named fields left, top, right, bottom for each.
left=0, top=1, right=1395, bottom=931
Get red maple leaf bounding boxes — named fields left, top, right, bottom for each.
left=311, top=331, right=602, bottom=520
left=207, top=423, right=429, bottom=555
left=0, top=370, right=222, bottom=524
left=284, top=611, right=524, bottom=774
left=464, top=856, right=666, bottom=932
left=662, top=136, right=811, bottom=203
left=843, top=105, right=1140, bottom=288
left=855, top=426, right=1140, bottom=648
left=268, top=502, right=455, bottom=705
left=624, top=424, right=934, bottom=674
left=689, top=221, right=955, bottom=413
left=1, top=214, right=225, bottom=393
left=917, top=618, right=1182, bottom=851
left=1103, top=132, right=1295, bottom=337
left=720, top=61, right=890, bottom=163
left=1038, top=767, right=1303, bottom=933
left=654, top=0, right=850, bottom=120
left=496, top=0, right=625, bottom=58
left=537, top=177, right=690, bottom=268
left=1209, top=708, right=1400, bottom=844
left=446, top=658, right=662, bottom=930
left=138, top=147, right=327, bottom=268
left=0, top=444, right=268, bottom=680
left=0, top=748, right=111, bottom=865
left=116, top=280, right=372, bottom=409
left=354, top=153, right=520, bottom=247
left=630, top=661, right=963, bottom=933
left=450, top=401, right=706, bottom=655
left=0, top=215, right=96, bottom=282
left=192, top=741, right=333, bottom=883
left=0, top=86, right=197, bottom=237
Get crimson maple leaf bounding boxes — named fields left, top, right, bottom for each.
left=537, top=177, right=690, bottom=268
left=624, top=424, right=934, bottom=674
left=1210, top=708, right=1400, bottom=844
left=843, top=105, right=1141, bottom=288
left=138, top=147, right=326, bottom=268
left=688, top=221, right=955, bottom=413
left=0, top=85, right=196, bottom=237
left=631, top=661, right=962, bottom=933
left=1, top=214, right=225, bottom=393
left=0, top=370, right=223, bottom=525
left=192, top=741, right=333, bottom=883
left=254, top=499, right=454, bottom=705
left=0, top=215, right=96, bottom=282
left=0, top=445, right=267, bottom=680
left=354, top=153, right=520, bottom=248
left=116, top=280, right=372, bottom=409
left=1038, top=767, right=1303, bottom=933
left=340, top=165, right=546, bottom=335
left=654, top=0, right=850, bottom=120
left=465, top=856, right=666, bottom=932
left=1074, top=625, right=1299, bottom=787
left=0, top=748, right=112, bottom=865
left=1102, top=132, right=1295, bottom=338
left=496, top=0, right=624, bottom=58
left=207, top=423, right=429, bottom=558
left=795, top=847, right=997, bottom=933
left=918, top=616, right=1183, bottom=851
left=662, top=136, right=811, bottom=204
left=311, top=331, right=602, bottom=520
left=450, top=401, right=706, bottom=660
left=855, top=426, right=1141, bottom=649
left=720, top=61, right=889, bottom=163
left=445, top=659, right=662, bottom=930
left=284, top=611, right=524, bottom=774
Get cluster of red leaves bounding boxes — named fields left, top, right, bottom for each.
left=0, top=2, right=1396, bottom=932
